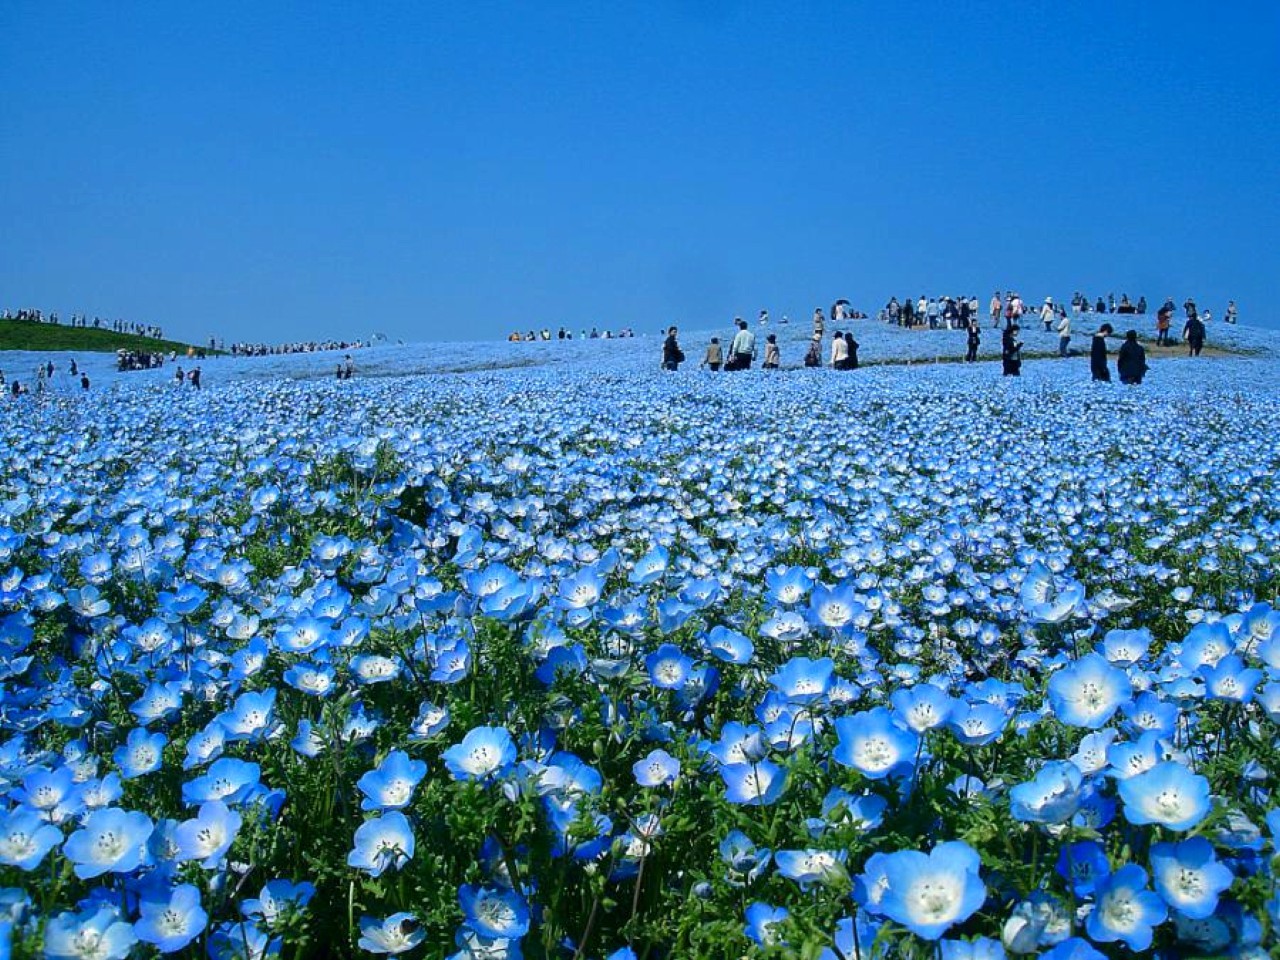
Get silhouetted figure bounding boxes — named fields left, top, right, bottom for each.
left=1091, top=324, right=1114, bottom=382
left=1001, top=325, right=1022, bottom=376
left=1117, top=330, right=1148, bottom=384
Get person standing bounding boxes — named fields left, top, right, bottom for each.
left=728, top=318, right=756, bottom=370
left=1155, top=303, right=1172, bottom=346
left=965, top=318, right=981, bottom=362
left=1091, top=324, right=1113, bottom=381
left=812, top=308, right=825, bottom=341
left=1040, top=298, right=1055, bottom=332
left=1183, top=313, right=1206, bottom=357
left=80, top=373, right=91, bottom=391
left=701, top=337, right=723, bottom=371
left=1225, top=300, right=1238, bottom=324
left=990, top=291, right=1003, bottom=328
left=1056, top=308, right=1072, bottom=357
left=831, top=330, right=849, bottom=369
left=844, top=331, right=860, bottom=369
left=189, top=366, right=202, bottom=390
left=662, top=326, right=684, bottom=370
left=1001, top=324, right=1022, bottom=376
left=1117, top=330, right=1149, bottom=384
left=763, top=334, right=780, bottom=370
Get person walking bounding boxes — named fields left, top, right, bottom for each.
left=1056, top=308, right=1072, bottom=357
left=728, top=318, right=756, bottom=370
left=1156, top=303, right=1172, bottom=346
left=762, top=334, right=780, bottom=370
left=1091, top=324, right=1113, bottom=381
left=1001, top=325, right=1022, bottom=376
left=831, top=330, right=849, bottom=369
left=965, top=318, right=981, bottom=362
left=701, top=337, right=723, bottom=372
left=1183, top=313, right=1206, bottom=357
left=1117, top=330, right=1149, bottom=384
left=662, top=326, right=684, bottom=370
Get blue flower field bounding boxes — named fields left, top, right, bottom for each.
left=2, top=323, right=1280, bottom=959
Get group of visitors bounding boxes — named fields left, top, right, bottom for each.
left=1, top=360, right=92, bottom=397
left=510, top=327, right=638, bottom=341
left=229, top=338, right=368, bottom=357
left=3, top=308, right=167, bottom=339
left=334, top=355, right=357, bottom=380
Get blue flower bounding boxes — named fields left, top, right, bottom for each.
left=1009, top=761, right=1083, bottom=824
left=173, top=800, right=242, bottom=868
left=832, top=708, right=919, bottom=781
left=358, top=750, right=428, bottom=811
left=1020, top=561, right=1084, bottom=623
left=1118, top=761, right=1212, bottom=831
left=43, top=905, right=137, bottom=960
left=348, top=811, right=415, bottom=878
left=719, top=830, right=771, bottom=885
left=703, top=625, right=754, bottom=665
left=769, top=656, right=834, bottom=702
left=874, top=841, right=986, bottom=941
left=217, top=688, right=278, bottom=741
left=1046, top=653, right=1132, bottom=729
left=721, top=760, right=787, bottom=806
left=134, top=883, right=208, bottom=953
left=744, top=902, right=789, bottom=946
left=443, top=726, right=516, bottom=782
left=632, top=749, right=680, bottom=788
left=628, top=545, right=669, bottom=585
left=62, top=807, right=154, bottom=879
left=890, top=684, right=955, bottom=733
left=1149, top=836, right=1234, bottom=920
left=775, top=849, right=849, bottom=888
left=765, top=565, right=814, bottom=606
left=0, top=807, right=62, bottom=870
left=458, top=884, right=530, bottom=940
left=1084, top=863, right=1167, bottom=951
left=1054, top=840, right=1110, bottom=897
left=113, top=727, right=167, bottom=780
left=358, top=913, right=425, bottom=954
left=645, top=643, right=694, bottom=689
left=182, top=758, right=262, bottom=806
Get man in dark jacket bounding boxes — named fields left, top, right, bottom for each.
left=1001, top=325, right=1022, bottom=376
left=662, top=326, right=684, bottom=370
left=1183, top=315, right=1206, bottom=357
left=1117, top=330, right=1148, bottom=384
left=1091, top=324, right=1113, bottom=381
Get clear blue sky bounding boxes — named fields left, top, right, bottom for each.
left=2, top=1, right=1277, bottom=343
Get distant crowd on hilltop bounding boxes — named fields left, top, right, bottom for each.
left=3, top=307, right=166, bottom=340
left=509, top=326, right=638, bottom=341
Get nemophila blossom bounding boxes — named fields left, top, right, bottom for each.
left=0, top=806, right=62, bottom=870
left=1000, top=892, right=1071, bottom=953
left=17, top=766, right=79, bottom=822
left=1099, top=628, right=1151, bottom=666
left=1179, top=621, right=1232, bottom=671
left=206, top=920, right=278, bottom=960
left=832, top=708, right=920, bottom=781
left=282, top=661, right=335, bottom=697
left=113, top=727, right=167, bottom=779
left=947, top=702, right=1008, bottom=747
left=129, top=680, right=184, bottom=724
left=408, top=701, right=451, bottom=740
left=1149, top=837, right=1234, bottom=919
left=1055, top=840, right=1111, bottom=898
left=1085, top=864, right=1167, bottom=951
left=43, top=905, right=137, bottom=960
left=759, top=609, right=809, bottom=643
left=173, top=800, right=241, bottom=868
left=744, top=902, right=790, bottom=946
left=704, top=625, right=754, bottom=664
left=1020, top=561, right=1084, bottom=623
left=632, top=749, right=680, bottom=788
left=645, top=644, right=693, bottom=689
left=721, top=760, right=787, bottom=806
left=769, top=656, right=834, bottom=702
left=1009, top=761, right=1083, bottom=824
left=183, top=723, right=227, bottom=770
left=1200, top=654, right=1262, bottom=703
left=358, top=750, right=428, bottom=811
left=459, top=884, right=530, bottom=940
left=240, top=880, right=316, bottom=925
left=135, top=883, right=208, bottom=953
left=890, top=683, right=955, bottom=733
left=1046, top=653, right=1132, bottom=729
left=62, top=807, right=153, bottom=879
left=358, top=913, right=425, bottom=955
left=182, top=757, right=262, bottom=806
left=1119, top=761, right=1212, bottom=831
left=628, top=545, right=669, bottom=585
left=443, top=726, right=516, bottom=781
left=720, top=830, right=771, bottom=885
left=348, top=812, right=415, bottom=878
left=775, top=848, right=848, bottom=888
left=809, top=583, right=862, bottom=629
left=875, top=841, right=986, bottom=941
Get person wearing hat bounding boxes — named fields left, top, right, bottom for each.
left=1091, top=323, right=1114, bottom=382
left=1041, top=297, right=1055, bottom=332
left=1117, top=330, right=1149, bottom=384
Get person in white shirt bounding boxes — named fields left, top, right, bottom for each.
left=1041, top=298, right=1055, bottom=332
left=831, top=330, right=849, bottom=369
left=1056, top=309, right=1072, bottom=356
left=728, top=318, right=756, bottom=370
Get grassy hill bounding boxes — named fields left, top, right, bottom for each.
left=0, top=318, right=212, bottom=355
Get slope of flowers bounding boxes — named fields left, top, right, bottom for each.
left=1, top=357, right=1279, bottom=959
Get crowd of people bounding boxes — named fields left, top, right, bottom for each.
left=228, top=338, right=369, bottom=357
left=509, top=327, right=638, bottom=341
left=3, top=308, right=167, bottom=339
left=1, top=360, right=92, bottom=397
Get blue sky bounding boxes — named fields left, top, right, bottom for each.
left=2, top=1, right=1276, bottom=343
